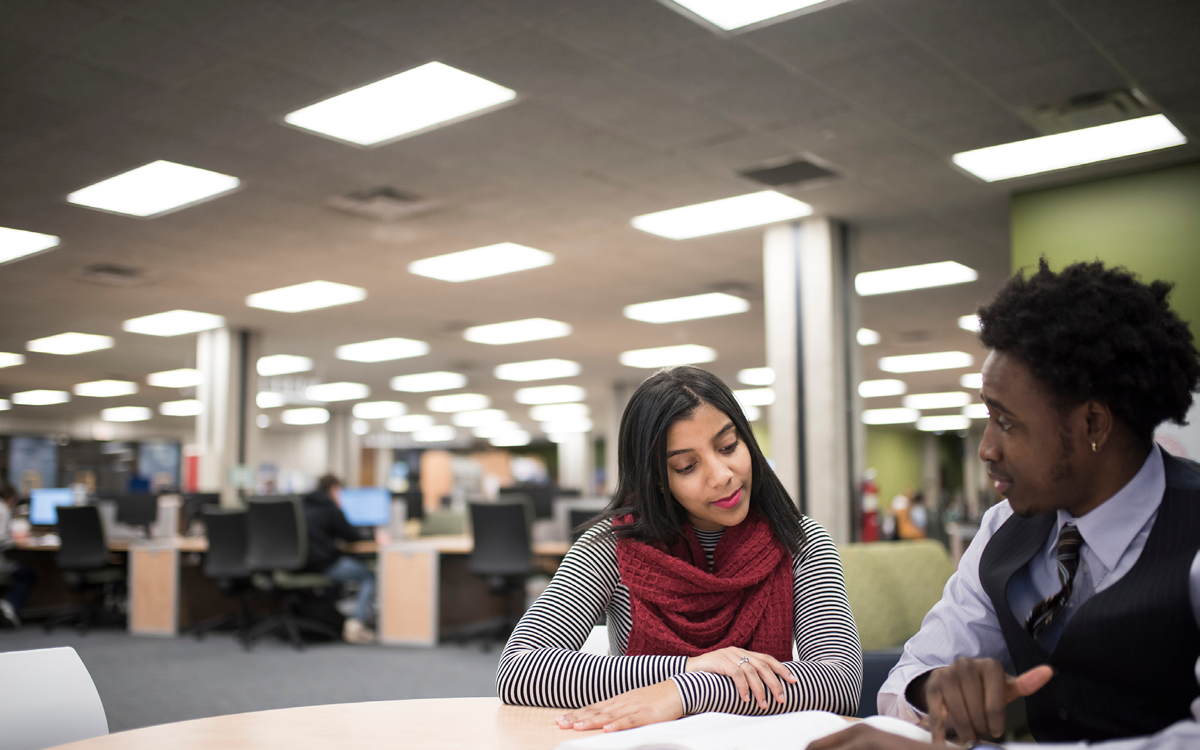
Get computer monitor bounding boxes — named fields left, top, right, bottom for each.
left=340, top=487, right=391, bottom=527
left=29, top=488, right=75, bottom=526
left=501, top=484, right=556, bottom=519
left=391, top=490, right=425, bottom=521
left=116, top=494, right=159, bottom=537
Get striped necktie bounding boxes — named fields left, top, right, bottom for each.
left=1026, top=524, right=1084, bottom=638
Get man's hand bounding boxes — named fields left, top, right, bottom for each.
left=556, top=680, right=684, bottom=732
left=685, top=647, right=798, bottom=709
left=919, top=658, right=1053, bottom=744
left=809, top=724, right=935, bottom=750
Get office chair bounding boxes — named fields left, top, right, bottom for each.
left=192, top=508, right=256, bottom=645
left=243, top=496, right=340, bottom=650
left=0, top=646, right=108, bottom=750
left=568, top=508, right=599, bottom=543
left=465, top=500, right=535, bottom=650
left=44, top=506, right=126, bottom=634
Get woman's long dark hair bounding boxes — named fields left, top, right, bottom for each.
left=594, top=366, right=805, bottom=554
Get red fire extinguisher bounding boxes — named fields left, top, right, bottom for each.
left=861, top=472, right=880, bottom=542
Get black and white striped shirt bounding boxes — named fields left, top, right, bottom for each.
left=497, top=516, right=862, bottom=716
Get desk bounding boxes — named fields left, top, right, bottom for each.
left=52, top=697, right=597, bottom=750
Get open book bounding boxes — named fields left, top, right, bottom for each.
left=555, top=711, right=931, bottom=750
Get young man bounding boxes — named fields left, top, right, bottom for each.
left=303, top=474, right=377, bottom=644
left=814, top=260, right=1200, bottom=749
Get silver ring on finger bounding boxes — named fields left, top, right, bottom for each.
left=738, top=656, right=751, bottom=665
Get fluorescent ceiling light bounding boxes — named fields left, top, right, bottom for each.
left=903, top=391, right=972, bottom=410
left=0, top=226, right=59, bottom=264
left=101, top=406, right=152, bottom=422
left=386, top=414, right=435, bottom=432
left=515, top=385, right=586, bottom=405
left=963, top=403, right=990, bottom=419
left=624, top=292, right=750, bottom=323
left=413, top=425, right=458, bottom=443
left=960, top=373, right=983, bottom=390
left=285, top=62, right=516, bottom=147
left=257, top=392, right=287, bottom=409
left=148, top=368, right=202, bottom=388
left=352, top=401, right=407, bottom=420
left=879, top=351, right=974, bottom=373
left=391, top=371, right=467, bottom=393
left=122, top=309, right=225, bottom=337
left=741, top=404, right=762, bottom=422
left=917, top=415, right=971, bottom=432
left=464, top=318, right=571, bottom=345
left=494, top=359, right=581, bottom=382
left=546, top=433, right=571, bottom=444
left=666, top=0, right=834, bottom=31
left=336, top=337, right=429, bottom=363
left=957, top=315, right=981, bottom=332
left=529, top=403, right=589, bottom=422
left=733, top=388, right=775, bottom=407
left=632, top=190, right=813, bottom=240
left=306, top=382, right=370, bottom=402
left=0, top=399, right=8, bottom=411
left=737, top=367, right=774, bottom=386
left=489, top=431, right=531, bottom=447
left=862, top=408, right=920, bottom=425
left=256, top=415, right=270, bottom=429
left=11, top=390, right=70, bottom=406
left=451, top=409, right=509, bottom=427
left=473, top=421, right=523, bottom=439
left=281, top=407, right=330, bottom=425
left=619, top=344, right=716, bottom=368
left=540, top=418, right=593, bottom=434
left=160, top=399, right=203, bottom=417
left=67, top=160, right=239, bottom=218
left=856, top=261, right=978, bottom=296
left=352, top=420, right=370, bottom=436
left=74, top=380, right=138, bottom=398
left=257, top=355, right=313, bottom=376
left=246, top=280, right=366, bottom=313
left=857, top=328, right=881, bottom=346
left=27, top=332, right=114, bottom=355
left=859, top=379, right=907, bottom=398
left=409, top=242, right=554, bottom=282
left=0, top=352, right=24, bottom=368
left=953, top=115, right=1187, bottom=182
left=427, top=393, right=490, bottom=413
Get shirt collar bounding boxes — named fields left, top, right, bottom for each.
left=1058, top=443, right=1165, bottom=574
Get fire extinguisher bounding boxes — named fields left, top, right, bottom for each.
left=861, top=470, right=880, bottom=542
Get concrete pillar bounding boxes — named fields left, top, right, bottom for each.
left=923, top=433, right=941, bottom=506
left=557, top=432, right=592, bottom=493
left=325, top=410, right=359, bottom=485
left=963, top=428, right=983, bottom=519
left=605, top=381, right=634, bottom=496
left=763, top=218, right=855, bottom=544
left=196, top=328, right=260, bottom=506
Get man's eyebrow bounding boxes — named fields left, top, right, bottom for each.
left=666, top=423, right=737, bottom=458
left=982, top=394, right=1011, bottom=414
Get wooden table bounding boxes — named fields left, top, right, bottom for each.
left=51, top=697, right=596, bottom=750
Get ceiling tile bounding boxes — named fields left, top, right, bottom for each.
left=539, top=0, right=712, bottom=62
left=1055, top=0, right=1200, bottom=45
left=337, top=0, right=519, bottom=59
left=920, top=11, right=1094, bottom=79
left=126, top=91, right=261, bottom=144
left=1108, top=28, right=1200, bottom=84
left=5, top=56, right=159, bottom=112
left=626, top=39, right=783, bottom=100
left=699, top=68, right=847, bottom=130
left=448, top=30, right=615, bottom=95
left=0, top=86, right=91, bottom=139
left=768, top=110, right=891, bottom=152
left=913, top=112, right=1038, bottom=155
left=741, top=1, right=907, bottom=72
left=865, top=0, right=1048, bottom=40
left=0, top=0, right=117, bottom=52
left=65, top=18, right=226, bottom=86
left=178, top=60, right=334, bottom=117
left=254, top=23, right=420, bottom=89
left=980, top=52, right=1127, bottom=109
left=470, top=0, right=594, bottom=23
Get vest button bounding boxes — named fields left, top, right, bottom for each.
left=1059, top=708, right=1070, bottom=720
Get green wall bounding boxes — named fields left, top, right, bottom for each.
left=1011, top=162, right=1200, bottom=340
left=865, top=426, right=925, bottom=505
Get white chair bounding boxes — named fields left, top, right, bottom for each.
left=0, top=647, right=109, bottom=750
left=580, top=624, right=609, bottom=655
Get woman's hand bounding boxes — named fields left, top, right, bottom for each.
left=685, top=647, right=798, bottom=709
left=556, top=680, right=684, bottom=732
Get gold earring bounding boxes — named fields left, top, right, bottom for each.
left=1091, top=441, right=1098, bottom=453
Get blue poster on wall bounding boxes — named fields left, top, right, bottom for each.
left=138, top=440, right=181, bottom=491
left=9, top=436, right=58, bottom=494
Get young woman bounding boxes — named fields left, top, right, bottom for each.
left=497, top=366, right=861, bottom=732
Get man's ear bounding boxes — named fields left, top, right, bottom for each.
left=1083, top=400, right=1114, bottom=453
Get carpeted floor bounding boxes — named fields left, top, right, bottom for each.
left=0, top=627, right=503, bottom=733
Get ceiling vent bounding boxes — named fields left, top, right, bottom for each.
left=1021, top=88, right=1155, bottom=135
left=74, top=263, right=157, bottom=287
left=328, top=186, right=435, bottom=221
left=740, top=157, right=838, bottom=188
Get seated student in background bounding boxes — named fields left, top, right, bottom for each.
left=812, top=260, right=1200, bottom=750
left=303, top=474, right=377, bottom=645
left=497, top=366, right=861, bottom=732
left=0, top=484, right=37, bottom=627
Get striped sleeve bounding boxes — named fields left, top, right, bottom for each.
left=497, top=521, right=688, bottom=708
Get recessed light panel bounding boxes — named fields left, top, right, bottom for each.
left=733, top=388, right=775, bottom=407
left=284, top=62, right=517, bottom=147
left=451, top=409, right=509, bottom=427
left=257, top=355, right=314, bottom=377
left=0, top=352, right=25, bottom=368
left=281, top=407, right=330, bottom=425
left=619, top=344, right=716, bottom=368
left=960, top=373, right=983, bottom=390
left=903, top=392, right=971, bottom=410
left=336, top=337, right=429, bottom=363
left=515, top=385, right=586, bottom=405
left=742, top=404, right=762, bottom=422
left=957, top=315, right=981, bottom=332
left=246, top=280, right=366, bottom=313
left=0, top=399, right=9, bottom=411
left=257, top=392, right=287, bottom=409
left=463, top=318, right=572, bottom=345
left=624, top=292, right=750, bottom=323
left=352, top=401, right=407, bottom=420
left=414, top=425, right=458, bottom=443
left=160, top=399, right=203, bottom=417
left=27, top=332, right=114, bottom=355
left=666, top=0, right=836, bottom=31
left=101, top=406, right=152, bottom=422
left=409, top=243, right=554, bottom=282
left=540, top=418, right=593, bottom=434
left=494, top=359, right=581, bottom=382
left=473, top=422, right=523, bottom=439
left=12, top=390, right=71, bottom=406
left=67, top=160, right=240, bottom=218
left=737, top=367, right=774, bottom=386
left=306, top=382, right=370, bottom=402
left=857, top=329, right=881, bottom=346
left=632, top=191, right=812, bottom=240
left=385, top=414, right=435, bottom=432
left=529, top=403, right=589, bottom=422
left=953, top=115, right=1186, bottom=182
left=148, top=368, right=202, bottom=388
left=74, top=380, right=138, bottom=398
left=489, top=431, right=532, bottom=447
left=963, top=403, right=990, bottom=419
left=0, top=226, right=59, bottom=265
left=352, top=420, right=370, bottom=436
left=917, top=415, right=971, bottom=432
left=427, top=393, right=490, bottom=413
left=856, top=262, right=978, bottom=296
left=862, top=408, right=920, bottom=425
left=858, top=379, right=907, bottom=398
left=879, top=351, right=974, bottom=373
left=123, top=309, right=225, bottom=337
left=391, top=371, right=468, bottom=393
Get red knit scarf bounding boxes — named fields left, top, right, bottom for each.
left=614, top=511, right=794, bottom=662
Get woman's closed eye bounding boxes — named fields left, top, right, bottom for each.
left=719, top=440, right=740, bottom=454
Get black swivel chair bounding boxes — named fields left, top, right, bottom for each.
left=569, top=508, right=599, bottom=543
left=45, top=505, right=125, bottom=633
left=466, top=499, right=536, bottom=649
left=192, top=509, right=256, bottom=645
left=243, top=496, right=340, bottom=650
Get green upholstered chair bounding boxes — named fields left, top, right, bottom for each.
left=419, top=510, right=466, bottom=536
